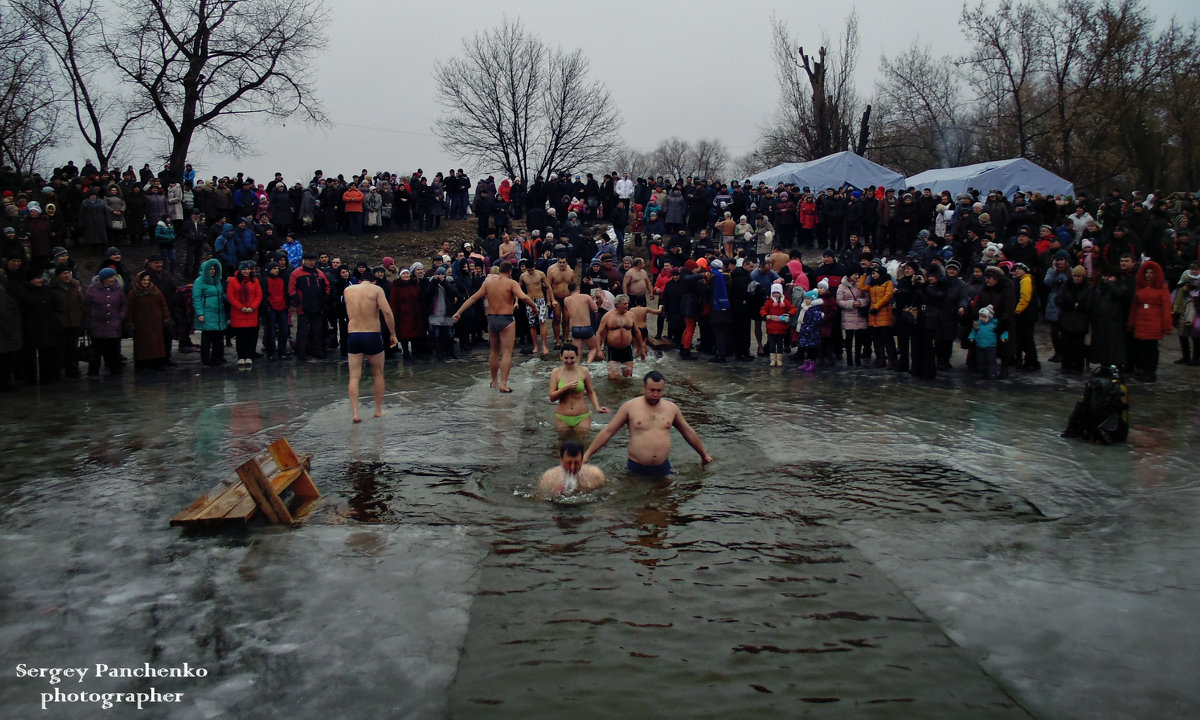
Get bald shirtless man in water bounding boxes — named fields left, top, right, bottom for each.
left=344, top=276, right=398, bottom=422
left=538, top=440, right=606, bottom=497
left=597, top=294, right=645, bottom=378
left=453, top=260, right=537, bottom=393
left=583, top=370, right=713, bottom=476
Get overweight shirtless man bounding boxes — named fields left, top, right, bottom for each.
left=452, top=260, right=536, bottom=393
left=343, top=276, right=398, bottom=423
left=519, top=261, right=556, bottom=355
left=583, top=370, right=713, bottom=477
left=561, top=282, right=600, bottom=362
left=546, top=256, right=576, bottom=346
left=621, top=258, right=651, bottom=307
left=597, top=294, right=646, bottom=378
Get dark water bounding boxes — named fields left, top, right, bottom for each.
left=1, top=351, right=1198, bottom=719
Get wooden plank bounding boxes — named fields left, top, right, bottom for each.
left=170, top=478, right=244, bottom=525
left=237, top=460, right=293, bottom=524
left=220, top=468, right=303, bottom=520
left=290, top=470, right=321, bottom=502
left=268, top=438, right=300, bottom=469
left=647, top=336, right=675, bottom=350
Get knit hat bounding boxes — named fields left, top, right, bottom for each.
left=709, top=259, right=723, bottom=270
left=106, top=246, right=121, bottom=257
left=409, top=261, right=424, bottom=272
left=434, top=266, right=447, bottom=275
left=817, top=279, right=830, bottom=290
left=985, top=266, right=1005, bottom=280
left=1054, top=250, right=1070, bottom=261
left=979, top=305, right=995, bottom=321
left=1081, top=239, right=1094, bottom=250
left=399, top=268, right=411, bottom=278
left=27, top=202, right=42, bottom=214
left=238, top=260, right=256, bottom=271
left=97, top=268, right=117, bottom=280
left=382, top=256, right=394, bottom=267
left=695, top=258, right=708, bottom=270
left=3, top=227, right=13, bottom=234
left=1072, top=264, right=1087, bottom=277
left=946, top=260, right=962, bottom=273
left=804, top=289, right=819, bottom=302
left=683, top=260, right=698, bottom=271
left=918, top=229, right=930, bottom=239
left=52, top=246, right=68, bottom=257
left=770, top=283, right=784, bottom=296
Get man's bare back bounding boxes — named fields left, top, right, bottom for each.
left=563, top=292, right=596, bottom=328
left=345, top=282, right=391, bottom=333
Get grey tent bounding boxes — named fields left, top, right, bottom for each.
left=746, top=151, right=905, bottom=191
left=906, top=158, right=1075, bottom=198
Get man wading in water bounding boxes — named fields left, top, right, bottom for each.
left=583, top=370, right=713, bottom=476
left=452, top=260, right=537, bottom=393
left=343, top=275, right=397, bottom=422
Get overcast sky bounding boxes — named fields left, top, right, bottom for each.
left=61, top=0, right=1199, bottom=183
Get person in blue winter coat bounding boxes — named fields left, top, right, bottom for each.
left=192, top=258, right=229, bottom=366
left=968, top=304, right=1007, bottom=380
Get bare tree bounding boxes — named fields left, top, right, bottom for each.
left=758, top=13, right=870, bottom=166
left=608, top=143, right=655, bottom=182
left=649, top=137, right=693, bottom=181
left=958, top=1, right=1040, bottom=158
left=9, top=0, right=148, bottom=172
left=729, top=151, right=766, bottom=180
left=690, top=138, right=729, bottom=180
left=870, top=42, right=971, bottom=174
left=433, top=17, right=622, bottom=183
left=105, top=0, right=328, bottom=175
left=0, top=9, right=61, bottom=174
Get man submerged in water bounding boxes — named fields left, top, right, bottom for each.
left=583, top=370, right=713, bottom=476
left=343, top=274, right=398, bottom=422
left=539, top=440, right=607, bottom=496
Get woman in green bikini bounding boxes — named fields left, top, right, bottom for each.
left=548, top=346, right=608, bottom=432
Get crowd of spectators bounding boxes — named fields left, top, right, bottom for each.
left=0, top=159, right=1196, bottom=389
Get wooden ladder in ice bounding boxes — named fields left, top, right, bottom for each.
left=170, top=438, right=320, bottom=527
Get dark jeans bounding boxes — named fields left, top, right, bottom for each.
left=90, top=337, right=122, bottom=374
left=295, top=311, right=326, bottom=359
left=199, top=330, right=224, bottom=365
left=234, top=326, right=258, bottom=360
left=262, top=308, right=289, bottom=356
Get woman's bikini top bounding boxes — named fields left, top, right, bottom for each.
left=557, top=376, right=585, bottom=393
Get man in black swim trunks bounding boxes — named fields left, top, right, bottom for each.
left=597, top=294, right=645, bottom=378
left=562, top=282, right=600, bottom=362
left=452, top=261, right=537, bottom=393
left=343, top=276, right=397, bottom=422
left=583, top=370, right=713, bottom=476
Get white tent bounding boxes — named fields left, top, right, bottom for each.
left=746, top=151, right=905, bottom=191
left=906, top=158, right=1075, bottom=198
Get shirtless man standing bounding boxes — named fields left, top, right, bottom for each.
left=343, top=276, right=398, bottom=422
left=597, top=294, right=646, bottom=378
left=452, top=260, right=536, bottom=393
left=562, top=282, right=600, bottom=362
left=583, top=370, right=713, bottom=476
left=546, top=255, right=575, bottom=347
left=621, top=258, right=651, bottom=307
left=539, top=440, right=606, bottom=497
left=520, top=261, right=555, bottom=355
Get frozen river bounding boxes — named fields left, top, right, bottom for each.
left=1, top=351, right=1197, bottom=719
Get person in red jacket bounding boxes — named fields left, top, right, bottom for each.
left=760, top=283, right=797, bottom=367
left=260, top=262, right=290, bottom=360
left=799, top=194, right=819, bottom=249
left=227, top=261, right=263, bottom=367
left=1127, top=260, right=1173, bottom=382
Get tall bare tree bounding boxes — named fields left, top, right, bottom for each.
left=0, top=9, right=60, bottom=174
left=8, top=0, right=148, bottom=172
left=870, top=43, right=971, bottom=174
left=433, top=17, right=622, bottom=183
left=958, top=1, right=1040, bottom=158
left=758, top=13, right=869, bottom=166
left=105, top=0, right=328, bottom=175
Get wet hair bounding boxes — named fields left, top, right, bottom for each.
left=643, top=370, right=665, bottom=385
left=558, top=345, right=578, bottom=357
left=560, top=440, right=585, bottom=458
left=498, top=261, right=513, bottom=274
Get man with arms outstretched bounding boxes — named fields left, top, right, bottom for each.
left=452, top=260, right=537, bottom=393
left=344, top=276, right=397, bottom=422
left=583, top=370, right=713, bottom=476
